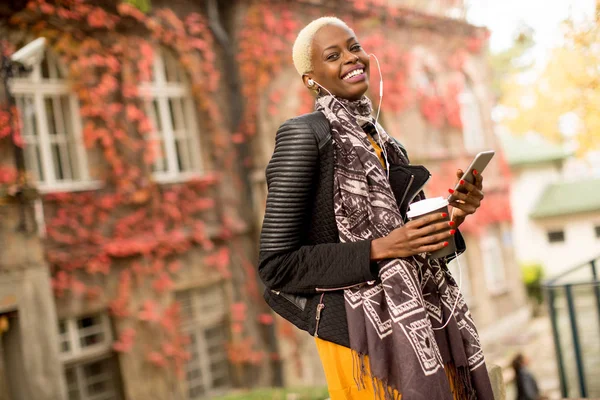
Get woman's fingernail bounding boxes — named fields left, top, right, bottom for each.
left=448, top=188, right=455, bottom=194
left=450, top=229, right=456, bottom=235
left=473, top=170, right=478, bottom=175
left=449, top=221, right=456, bottom=227
left=459, top=179, right=465, bottom=185
left=443, top=241, right=449, bottom=247
left=441, top=212, right=448, bottom=218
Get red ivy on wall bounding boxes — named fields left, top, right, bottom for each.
left=1, top=0, right=496, bottom=382
left=3, top=0, right=264, bottom=380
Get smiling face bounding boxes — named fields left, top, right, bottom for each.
left=303, top=24, right=370, bottom=101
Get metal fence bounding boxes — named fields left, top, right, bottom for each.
left=543, top=256, right=600, bottom=398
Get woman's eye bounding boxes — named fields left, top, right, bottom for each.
left=351, top=44, right=362, bottom=51
left=326, top=53, right=339, bottom=61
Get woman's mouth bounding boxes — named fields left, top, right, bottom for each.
left=341, top=68, right=367, bottom=83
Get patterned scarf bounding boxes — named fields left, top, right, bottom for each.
left=315, top=94, right=494, bottom=400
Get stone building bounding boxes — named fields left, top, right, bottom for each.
left=0, top=1, right=274, bottom=399
left=0, top=0, right=527, bottom=399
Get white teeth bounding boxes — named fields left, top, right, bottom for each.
left=343, top=69, right=364, bottom=80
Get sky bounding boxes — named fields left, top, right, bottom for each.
left=466, top=0, right=596, bottom=55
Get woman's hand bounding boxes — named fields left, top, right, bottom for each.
left=448, top=169, right=484, bottom=228
left=370, top=212, right=456, bottom=260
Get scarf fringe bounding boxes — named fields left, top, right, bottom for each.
left=353, top=352, right=478, bottom=400
left=447, top=363, right=477, bottom=400
left=352, top=351, right=401, bottom=400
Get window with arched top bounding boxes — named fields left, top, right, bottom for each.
left=459, top=81, right=485, bottom=153
left=11, top=50, right=90, bottom=190
left=138, top=48, right=203, bottom=182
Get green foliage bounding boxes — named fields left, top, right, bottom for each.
left=499, top=15, right=600, bottom=153
left=122, top=0, right=151, bottom=13
left=213, top=387, right=330, bottom=400
left=521, top=263, right=545, bottom=305
left=488, top=24, right=535, bottom=100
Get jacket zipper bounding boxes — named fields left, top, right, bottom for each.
left=314, top=293, right=325, bottom=337
left=398, top=174, right=415, bottom=209
left=406, top=174, right=431, bottom=208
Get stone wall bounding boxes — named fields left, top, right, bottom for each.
left=0, top=1, right=274, bottom=398
left=0, top=202, right=66, bottom=400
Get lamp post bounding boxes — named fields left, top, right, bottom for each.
left=0, top=37, right=46, bottom=232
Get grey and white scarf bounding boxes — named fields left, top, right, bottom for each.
left=315, top=94, right=494, bottom=400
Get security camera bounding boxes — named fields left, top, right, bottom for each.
left=10, top=38, right=46, bottom=68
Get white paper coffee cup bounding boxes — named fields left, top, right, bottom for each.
left=407, top=197, right=456, bottom=259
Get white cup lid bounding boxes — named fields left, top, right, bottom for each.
left=406, top=196, right=449, bottom=219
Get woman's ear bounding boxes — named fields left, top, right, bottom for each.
left=303, top=74, right=316, bottom=90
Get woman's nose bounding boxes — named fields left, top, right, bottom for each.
left=342, top=51, right=359, bottom=64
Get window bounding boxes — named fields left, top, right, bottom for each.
left=176, top=285, right=231, bottom=399
left=139, top=48, right=203, bottom=182
left=11, top=50, right=90, bottom=190
left=459, top=83, right=485, bottom=153
left=415, top=66, right=444, bottom=153
left=547, top=230, right=566, bottom=244
left=59, top=313, right=122, bottom=400
left=595, top=225, right=600, bottom=239
left=59, top=314, right=112, bottom=360
left=65, top=356, right=121, bottom=400
left=480, top=232, right=506, bottom=292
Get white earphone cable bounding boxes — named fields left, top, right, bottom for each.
left=368, top=53, right=391, bottom=178
left=432, top=207, right=462, bottom=331
left=369, top=53, right=383, bottom=126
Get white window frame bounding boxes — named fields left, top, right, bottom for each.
left=9, top=51, right=94, bottom=192
left=480, top=231, right=507, bottom=294
left=64, top=354, right=121, bottom=400
left=176, top=285, right=231, bottom=399
left=58, top=313, right=113, bottom=363
left=459, top=84, right=485, bottom=154
left=138, top=48, right=203, bottom=183
left=59, top=313, right=120, bottom=400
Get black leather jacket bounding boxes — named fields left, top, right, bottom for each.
left=258, top=112, right=465, bottom=348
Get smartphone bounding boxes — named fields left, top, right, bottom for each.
left=449, top=150, right=495, bottom=199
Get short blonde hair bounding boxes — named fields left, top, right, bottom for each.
left=292, top=17, right=354, bottom=76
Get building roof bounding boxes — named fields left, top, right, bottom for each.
left=530, top=178, right=600, bottom=219
left=499, top=134, right=570, bottom=168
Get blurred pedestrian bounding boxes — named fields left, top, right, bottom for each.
left=512, top=353, right=543, bottom=400
left=258, top=16, right=493, bottom=400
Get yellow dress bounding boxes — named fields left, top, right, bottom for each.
left=316, top=134, right=461, bottom=400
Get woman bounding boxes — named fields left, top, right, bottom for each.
left=258, top=17, right=494, bottom=400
